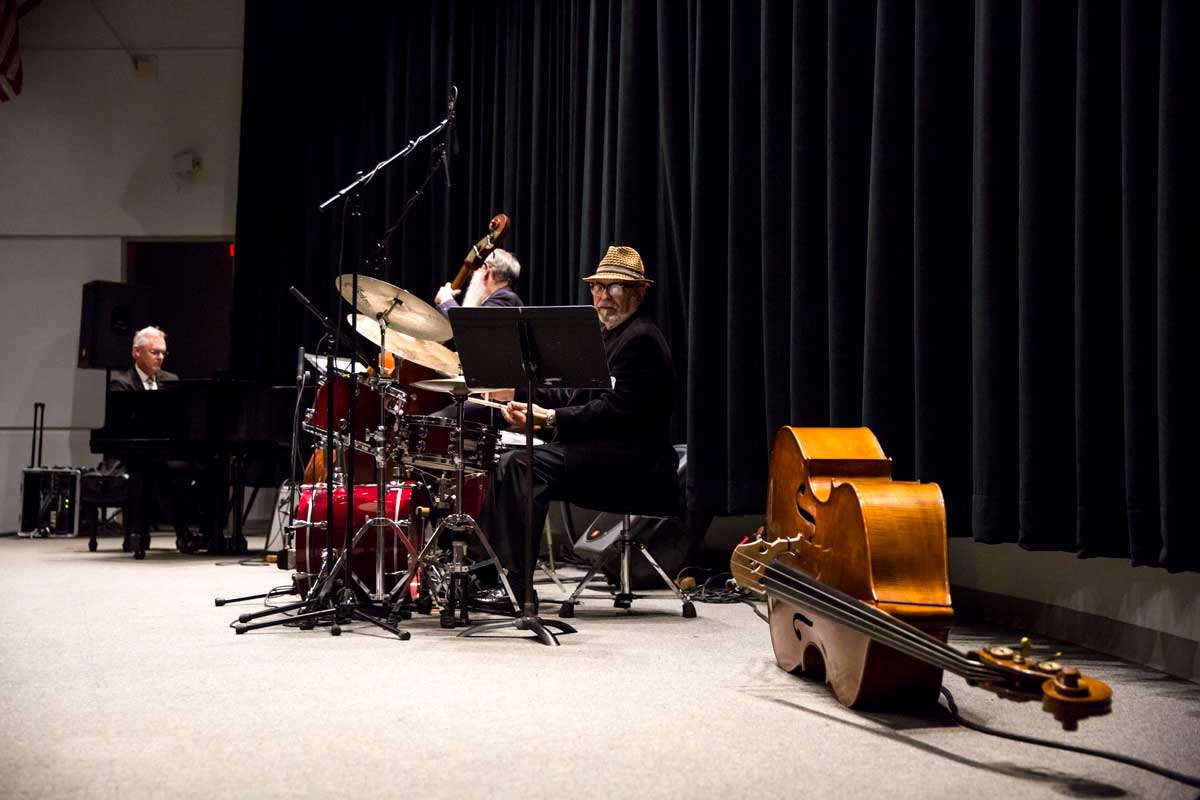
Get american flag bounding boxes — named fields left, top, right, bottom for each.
left=1, top=0, right=38, bottom=103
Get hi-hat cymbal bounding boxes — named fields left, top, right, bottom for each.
left=336, top=274, right=452, bottom=343
left=409, top=376, right=506, bottom=396
left=348, top=315, right=461, bottom=377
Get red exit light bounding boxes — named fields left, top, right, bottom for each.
left=229, top=243, right=235, bottom=257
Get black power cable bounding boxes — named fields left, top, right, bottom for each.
left=938, top=687, right=1200, bottom=790
left=677, top=568, right=768, bottom=621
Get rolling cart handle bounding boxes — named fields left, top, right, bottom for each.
left=30, top=402, right=45, bottom=469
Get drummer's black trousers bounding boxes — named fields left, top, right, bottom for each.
left=474, top=443, right=567, bottom=601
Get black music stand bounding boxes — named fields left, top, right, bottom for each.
left=449, top=306, right=610, bottom=646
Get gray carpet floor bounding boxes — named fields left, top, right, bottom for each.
left=1, top=533, right=1198, bottom=799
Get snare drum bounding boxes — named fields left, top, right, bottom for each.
left=395, top=416, right=500, bottom=475
left=292, top=482, right=428, bottom=598
left=303, top=371, right=383, bottom=451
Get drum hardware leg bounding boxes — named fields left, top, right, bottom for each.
left=224, top=539, right=388, bottom=636
left=214, top=586, right=298, bottom=607
left=286, top=520, right=328, bottom=530
left=228, top=544, right=413, bottom=638
left=461, top=515, right=522, bottom=614
left=438, top=522, right=475, bottom=628
left=233, top=598, right=309, bottom=623
left=340, top=605, right=411, bottom=640
left=387, top=520, right=443, bottom=608
left=351, top=514, right=416, bottom=603
left=384, top=504, right=518, bottom=622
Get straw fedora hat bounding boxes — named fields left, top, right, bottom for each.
left=582, top=245, right=653, bottom=285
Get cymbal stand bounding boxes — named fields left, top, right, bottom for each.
left=386, top=391, right=520, bottom=628
left=285, top=314, right=420, bottom=635
left=229, top=291, right=411, bottom=638
left=344, top=314, right=421, bottom=605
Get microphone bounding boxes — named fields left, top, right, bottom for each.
left=443, top=85, right=456, bottom=188
left=296, top=346, right=306, bottom=386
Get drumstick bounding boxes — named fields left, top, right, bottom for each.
left=466, top=396, right=507, bottom=411
left=468, top=397, right=541, bottom=430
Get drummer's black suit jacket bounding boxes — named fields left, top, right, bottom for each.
left=534, top=309, right=679, bottom=516
left=109, top=367, right=180, bottom=392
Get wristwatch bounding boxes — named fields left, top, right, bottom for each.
left=545, top=409, right=556, bottom=428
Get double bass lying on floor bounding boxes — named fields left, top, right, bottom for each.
left=732, top=427, right=1111, bottom=730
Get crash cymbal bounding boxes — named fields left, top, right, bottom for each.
left=336, top=274, right=452, bottom=343
left=348, top=315, right=461, bottom=377
left=409, top=376, right=506, bottom=396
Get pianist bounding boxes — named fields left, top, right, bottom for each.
left=103, top=326, right=195, bottom=555
left=109, top=326, right=178, bottom=392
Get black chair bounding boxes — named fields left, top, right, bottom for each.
left=557, top=445, right=696, bottom=619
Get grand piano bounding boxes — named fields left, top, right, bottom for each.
left=90, top=380, right=296, bottom=555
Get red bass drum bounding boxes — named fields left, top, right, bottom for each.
left=293, top=482, right=428, bottom=599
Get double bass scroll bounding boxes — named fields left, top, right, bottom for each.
left=450, top=213, right=510, bottom=292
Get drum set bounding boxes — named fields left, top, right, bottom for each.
left=236, top=274, right=524, bottom=635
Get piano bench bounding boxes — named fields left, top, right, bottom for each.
left=80, top=472, right=131, bottom=553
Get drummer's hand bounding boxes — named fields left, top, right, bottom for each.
left=503, top=401, right=550, bottom=428
left=435, top=283, right=460, bottom=305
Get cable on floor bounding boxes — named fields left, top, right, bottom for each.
left=939, top=687, right=1200, bottom=790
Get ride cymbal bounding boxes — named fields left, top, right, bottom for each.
left=336, top=274, right=452, bottom=342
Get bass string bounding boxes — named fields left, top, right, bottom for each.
left=763, top=564, right=998, bottom=683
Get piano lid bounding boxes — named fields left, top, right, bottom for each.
left=92, top=380, right=296, bottom=451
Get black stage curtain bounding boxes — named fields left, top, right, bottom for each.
left=233, top=0, right=1198, bottom=571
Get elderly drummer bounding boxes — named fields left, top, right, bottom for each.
left=472, top=246, right=678, bottom=611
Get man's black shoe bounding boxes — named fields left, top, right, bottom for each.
left=469, top=587, right=521, bottom=617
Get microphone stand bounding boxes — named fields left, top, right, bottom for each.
left=318, top=102, right=454, bottom=212
left=228, top=88, right=458, bottom=638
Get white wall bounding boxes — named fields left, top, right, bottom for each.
left=949, top=539, right=1200, bottom=643
left=0, top=0, right=244, bottom=530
